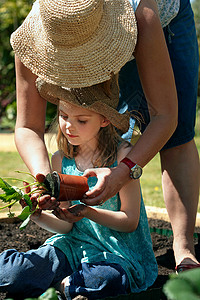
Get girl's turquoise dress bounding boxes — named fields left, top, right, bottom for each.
left=45, top=157, right=158, bottom=293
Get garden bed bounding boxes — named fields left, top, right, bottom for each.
left=0, top=218, right=200, bottom=300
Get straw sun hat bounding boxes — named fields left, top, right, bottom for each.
left=10, top=0, right=137, bottom=88
left=36, top=77, right=130, bottom=133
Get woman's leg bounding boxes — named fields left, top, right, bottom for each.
left=160, top=0, right=200, bottom=266
left=160, top=140, right=200, bottom=266
left=0, top=244, right=72, bottom=298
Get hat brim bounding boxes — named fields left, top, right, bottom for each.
left=36, top=78, right=130, bottom=133
left=10, top=0, right=137, bottom=88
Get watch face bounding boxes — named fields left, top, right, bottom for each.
left=130, top=165, right=143, bottom=179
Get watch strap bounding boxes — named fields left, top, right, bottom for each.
left=120, top=157, right=137, bottom=169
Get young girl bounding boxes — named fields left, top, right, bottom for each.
left=0, top=76, right=157, bottom=299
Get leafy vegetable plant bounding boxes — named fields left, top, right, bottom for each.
left=0, top=171, right=47, bottom=230
left=163, top=268, right=200, bottom=300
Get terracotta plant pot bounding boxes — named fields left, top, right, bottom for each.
left=58, top=173, right=89, bottom=201
left=44, top=172, right=89, bottom=201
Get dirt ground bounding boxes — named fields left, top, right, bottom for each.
left=0, top=218, right=200, bottom=300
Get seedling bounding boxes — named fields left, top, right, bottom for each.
left=0, top=171, right=47, bottom=230
left=0, top=171, right=89, bottom=229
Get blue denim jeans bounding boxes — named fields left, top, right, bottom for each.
left=0, top=245, right=71, bottom=298
left=118, top=0, right=199, bottom=149
left=65, top=262, right=129, bottom=300
left=0, top=245, right=129, bottom=299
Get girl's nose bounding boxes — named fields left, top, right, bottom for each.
left=65, top=121, right=74, bottom=130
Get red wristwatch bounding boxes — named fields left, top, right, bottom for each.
left=120, top=157, right=143, bottom=179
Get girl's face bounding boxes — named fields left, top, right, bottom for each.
left=59, top=101, right=110, bottom=149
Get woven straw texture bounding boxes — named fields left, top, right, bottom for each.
left=36, top=77, right=130, bottom=133
left=10, top=0, right=137, bottom=88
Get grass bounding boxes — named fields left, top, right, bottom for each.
left=141, top=136, right=200, bottom=211
left=141, top=154, right=164, bottom=208
left=0, top=136, right=200, bottom=215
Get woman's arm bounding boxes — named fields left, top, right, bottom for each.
left=128, top=0, right=178, bottom=166
left=15, top=56, right=52, bottom=176
left=83, top=0, right=178, bottom=205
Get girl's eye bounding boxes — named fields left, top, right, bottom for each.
left=60, top=114, right=68, bottom=120
left=78, top=120, right=87, bottom=124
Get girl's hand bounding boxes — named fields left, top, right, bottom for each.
left=53, top=204, right=86, bottom=223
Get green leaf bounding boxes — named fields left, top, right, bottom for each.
left=0, top=191, right=22, bottom=203
left=7, top=212, right=15, bottom=218
left=21, top=288, right=58, bottom=299
left=38, top=288, right=58, bottom=299
left=18, top=206, right=31, bottom=221
left=163, top=278, right=195, bottom=300
left=0, top=193, right=11, bottom=201
left=177, top=268, right=200, bottom=294
left=0, top=177, right=23, bottom=204
left=163, top=269, right=200, bottom=300
left=19, top=215, right=31, bottom=230
left=23, top=193, right=32, bottom=209
left=0, top=177, right=16, bottom=194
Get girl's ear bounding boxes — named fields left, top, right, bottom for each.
left=101, top=118, right=110, bottom=128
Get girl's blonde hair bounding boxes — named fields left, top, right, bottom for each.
left=57, top=124, right=123, bottom=168
left=57, top=74, right=128, bottom=167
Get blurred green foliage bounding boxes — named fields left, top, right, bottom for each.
left=0, top=0, right=56, bottom=131
left=0, top=0, right=199, bottom=132
left=0, top=0, right=33, bottom=130
left=163, top=268, right=200, bottom=300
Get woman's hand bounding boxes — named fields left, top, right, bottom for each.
left=82, top=163, right=131, bottom=206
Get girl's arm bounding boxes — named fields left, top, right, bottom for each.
left=82, top=143, right=141, bottom=232
left=31, top=211, right=73, bottom=234
left=15, top=56, right=52, bottom=176
left=31, top=151, right=73, bottom=234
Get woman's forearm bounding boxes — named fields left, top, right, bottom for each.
left=15, top=127, right=51, bottom=176
left=126, top=113, right=177, bottom=168
left=15, top=56, right=52, bottom=176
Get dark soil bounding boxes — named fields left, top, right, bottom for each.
left=0, top=217, right=200, bottom=300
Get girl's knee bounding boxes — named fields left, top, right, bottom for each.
left=67, top=262, right=129, bottom=298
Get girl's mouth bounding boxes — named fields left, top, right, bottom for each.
left=67, top=133, right=78, bottom=138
